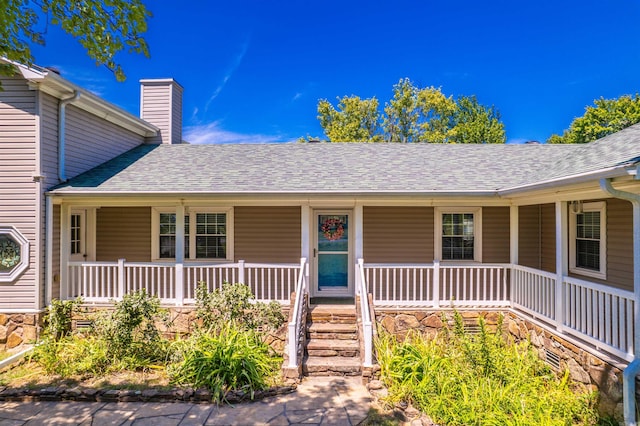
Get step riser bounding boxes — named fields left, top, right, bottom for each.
left=308, top=332, right=357, bottom=340
left=307, top=349, right=359, bottom=357
left=307, top=315, right=356, bottom=324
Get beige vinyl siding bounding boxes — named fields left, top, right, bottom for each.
left=234, top=206, right=301, bottom=263
left=606, top=198, right=633, bottom=290
left=569, top=198, right=633, bottom=290
left=363, top=206, right=434, bottom=263
left=0, top=77, right=38, bottom=310
left=63, top=105, right=145, bottom=180
left=482, top=207, right=510, bottom=263
left=518, top=203, right=556, bottom=273
left=96, top=207, right=151, bottom=262
left=52, top=205, right=61, bottom=300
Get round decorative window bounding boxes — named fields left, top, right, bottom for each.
left=0, top=227, right=29, bottom=282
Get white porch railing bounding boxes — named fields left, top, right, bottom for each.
left=362, top=261, right=511, bottom=308
left=287, top=258, right=308, bottom=368
left=68, top=259, right=303, bottom=305
left=359, top=261, right=635, bottom=362
left=562, top=276, right=635, bottom=361
left=511, top=265, right=556, bottom=320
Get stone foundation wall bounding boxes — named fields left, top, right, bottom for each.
left=0, top=313, right=43, bottom=352
left=375, top=309, right=627, bottom=421
left=73, top=306, right=288, bottom=355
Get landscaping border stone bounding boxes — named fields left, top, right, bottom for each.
left=0, top=383, right=296, bottom=404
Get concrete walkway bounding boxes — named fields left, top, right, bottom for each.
left=0, top=376, right=374, bottom=425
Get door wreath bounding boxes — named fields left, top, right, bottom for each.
left=321, top=217, right=345, bottom=241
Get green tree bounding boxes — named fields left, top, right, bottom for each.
left=448, top=95, right=506, bottom=144
left=548, top=94, right=640, bottom=144
left=314, top=78, right=506, bottom=144
left=0, top=0, right=151, bottom=81
left=317, top=96, right=382, bottom=142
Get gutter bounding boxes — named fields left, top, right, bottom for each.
left=58, top=91, right=81, bottom=182
left=599, top=178, right=640, bottom=426
left=499, top=165, right=631, bottom=196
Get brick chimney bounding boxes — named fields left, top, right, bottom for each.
left=140, top=79, right=183, bottom=144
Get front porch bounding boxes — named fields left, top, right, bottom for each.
left=62, top=258, right=635, bottom=363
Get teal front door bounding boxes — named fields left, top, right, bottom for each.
left=315, top=212, right=351, bottom=296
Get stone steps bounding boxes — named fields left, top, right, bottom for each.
left=302, top=304, right=361, bottom=377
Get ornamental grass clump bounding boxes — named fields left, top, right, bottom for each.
left=376, top=312, right=599, bottom=426
left=169, top=324, right=281, bottom=402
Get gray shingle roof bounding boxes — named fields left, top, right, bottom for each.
left=50, top=125, right=640, bottom=196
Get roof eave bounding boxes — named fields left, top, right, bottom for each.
left=498, top=164, right=636, bottom=196
left=4, top=58, right=159, bottom=138
left=46, top=189, right=500, bottom=198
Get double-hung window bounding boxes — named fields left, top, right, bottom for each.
left=154, top=208, right=232, bottom=261
left=570, top=201, right=606, bottom=279
left=435, top=207, right=482, bottom=262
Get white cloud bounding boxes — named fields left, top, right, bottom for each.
left=292, top=92, right=303, bottom=101
left=205, top=37, right=251, bottom=112
left=184, top=121, right=294, bottom=144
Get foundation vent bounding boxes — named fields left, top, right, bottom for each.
left=75, top=319, right=93, bottom=330
left=544, top=349, right=560, bottom=370
left=462, top=322, right=482, bottom=335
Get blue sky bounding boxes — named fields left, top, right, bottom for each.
left=30, top=0, right=640, bottom=144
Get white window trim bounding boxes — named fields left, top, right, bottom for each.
left=434, top=207, right=482, bottom=263
left=569, top=201, right=606, bottom=280
left=0, top=226, right=30, bottom=283
left=152, top=207, right=234, bottom=262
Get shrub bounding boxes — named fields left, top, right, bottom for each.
left=195, top=282, right=285, bottom=332
left=44, top=297, right=83, bottom=340
left=169, top=324, right=281, bottom=402
left=91, top=289, right=170, bottom=367
left=33, top=290, right=171, bottom=376
left=376, top=312, right=599, bottom=426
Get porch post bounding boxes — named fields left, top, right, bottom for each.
left=433, top=260, right=440, bottom=308
left=354, top=204, right=363, bottom=261
left=59, top=204, right=70, bottom=300
left=509, top=205, right=518, bottom=308
left=554, top=201, right=568, bottom=332
left=175, top=205, right=185, bottom=306
left=300, top=205, right=310, bottom=297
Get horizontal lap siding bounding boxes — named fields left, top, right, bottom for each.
left=96, top=207, right=151, bottom=262
left=0, top=77, right=37, bottom=309
left=482, top=207, right=510, bottom=263
left=518, top=204, right=555, bottom=273
left=570, top=198, right=633, bottom=291
left=363, top=206, right=434, bottom=263
left=234, top=206, right=301, bottom=263
left=64, top=105, right=145, bottom=180
left=141, top=84, right=170, bottom=145
left=607, top=198, right=633, bottom=290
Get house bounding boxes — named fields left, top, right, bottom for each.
left=1, top=59, right=639, bottom=421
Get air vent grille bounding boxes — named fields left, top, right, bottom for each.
left=545, top=349, right=560, bottom=370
